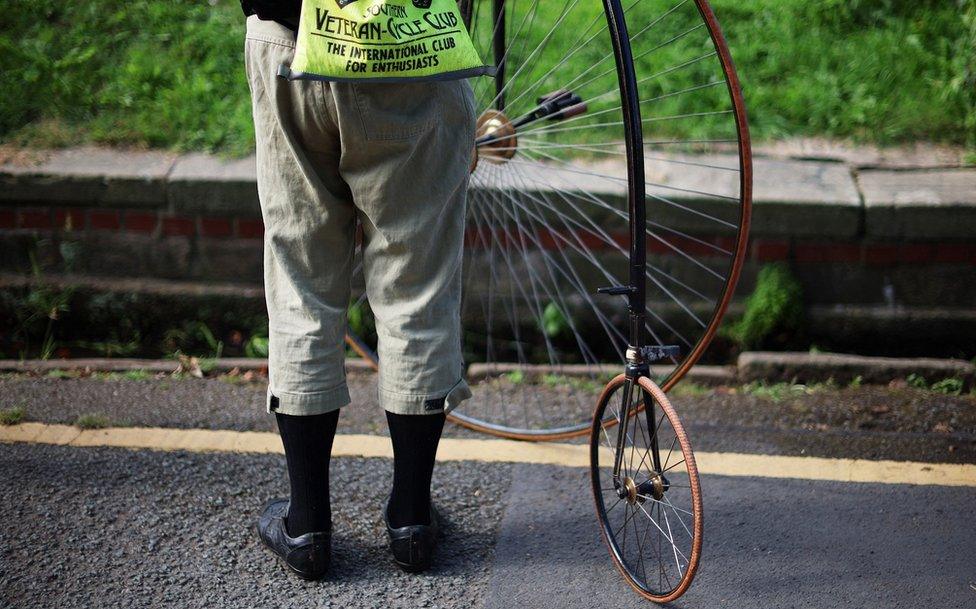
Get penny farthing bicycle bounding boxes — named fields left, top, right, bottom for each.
left=344, top=0, right=751, bottom=601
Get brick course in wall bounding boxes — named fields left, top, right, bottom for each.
left=4, top=205, right=976, bottom=256
left=2, top=205, right=975, bottom=285
left=8, top=209, right=260, bottom=239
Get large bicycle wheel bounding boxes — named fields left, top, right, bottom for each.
left=348, top=0, right=752, bottom=440
left=591, top=374, right=703, bottom=602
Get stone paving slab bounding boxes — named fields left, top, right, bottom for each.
left=0, top=146, right=177, bottom=207
left=474, top=153, right=862, bottom=237
left=166, top=153, right=260, bottom=215
left=752, top=139, right=971, bottom=169
left=749, top=158, right=862, bottom=238
left=859, top=168, right=976, bottom=239
left=3, top=145, right=976, bottom=240
left=646, top=155, right=862, bottom=237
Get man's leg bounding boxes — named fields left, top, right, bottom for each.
left=333, top=78, right=478, bottom=536
left=245, top=16, right=355, bottom=574
left=276, top=410, right=339, bottom=536
left=385, top=410, right=445, bottom=527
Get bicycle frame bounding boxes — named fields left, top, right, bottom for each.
left=591, top=0, right=653, bottom=488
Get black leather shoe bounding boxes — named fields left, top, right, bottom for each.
left=383, top=500, right=440, bottom=573
left=256, top=498, right=331, bottom=580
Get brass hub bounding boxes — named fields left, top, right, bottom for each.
left=648, top=474, right=666, bottom=501
left=471, top=109, right=517, bottom=172
left=622, top=476, right=639, bottom=505
left=620, top=474, right=667, bottom=504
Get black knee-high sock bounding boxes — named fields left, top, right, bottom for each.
left=276, top=410, right=339, bottom=537
left=386, top=411, right=445, bottom=528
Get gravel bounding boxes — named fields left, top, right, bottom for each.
left=1, top=372, right=973, bottom=462
left=0, top=443, right=512, bottom=609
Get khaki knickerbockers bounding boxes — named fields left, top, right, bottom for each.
left=244, top=15, right=476, bottom=416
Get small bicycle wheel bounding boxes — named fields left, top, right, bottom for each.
left=590, top=374, right=703, bottom=603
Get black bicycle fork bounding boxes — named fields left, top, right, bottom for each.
left=605, top=346, right=680, bottom=489
left=594, top=0, right=687, bottom=493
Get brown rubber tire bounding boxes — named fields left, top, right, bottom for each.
left=590, top=375, right=703, bottom=603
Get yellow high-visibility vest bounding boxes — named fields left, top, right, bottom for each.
left=278, top=0, right=495, bottom=82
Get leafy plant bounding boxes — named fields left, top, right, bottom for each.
left=542, top=302, right=571, bottom=339
left=8, top=253, right=76, bottom=359
left=244, top=333, right=269, bottom=358
left=347, top=301, right=376, bottom=339
left=930, top=378, right=964, bottom=396
left=906, top=373, right=928, bottom=389
left=722, top=263, right=803, bottom=349
left=68, top=339, right=141, bottom=357
left=195, top=322, right=223, bottom=360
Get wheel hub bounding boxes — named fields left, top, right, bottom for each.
left=620, top=476, right=638, bottom=504
left=471, top=109, right=517, bottom=171
left=641, top=474, right=668, bottom=501
left=618, top=473, right=669, bottom=504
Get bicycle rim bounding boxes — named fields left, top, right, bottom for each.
left=590, top=374, right=703, bottom=602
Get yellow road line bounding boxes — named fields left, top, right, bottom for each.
left=2, top=422, right=975, bottom=487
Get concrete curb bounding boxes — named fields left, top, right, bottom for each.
left=0, top=357, right=373, bottom=374
left=2, top=352, right=972, bottom=387
left=466, top=361, right=737, bottom=385
left=737, top=351, right=976, bottom=387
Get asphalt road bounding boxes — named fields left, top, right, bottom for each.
left=2, top=442, right=973, bottom=609
left=0, top=443, right=511, bottom=609
left=484, top=464, right=976, bottom=609
left=1, top=374, right=974, bottom=608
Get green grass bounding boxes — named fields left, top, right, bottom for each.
left=669, top=381, right=712, bottom=397
left=540, top=373, right=604, bottom=393
left=0, top=406, right=26, bottom=425
left=504, top=370, right=526, bottom=384
left=46, top=369, right=78, bottom=379
left=742, top=379, right=837, bottom=402
left=1, top=0, right=973, bottom=153
left=74, top=413, right=112, bottom=430
left=1, top=0, right=254, bottom=155
left=709, top=0, right=976, bottom=145
left=121, top=369, right=154, bottom=381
